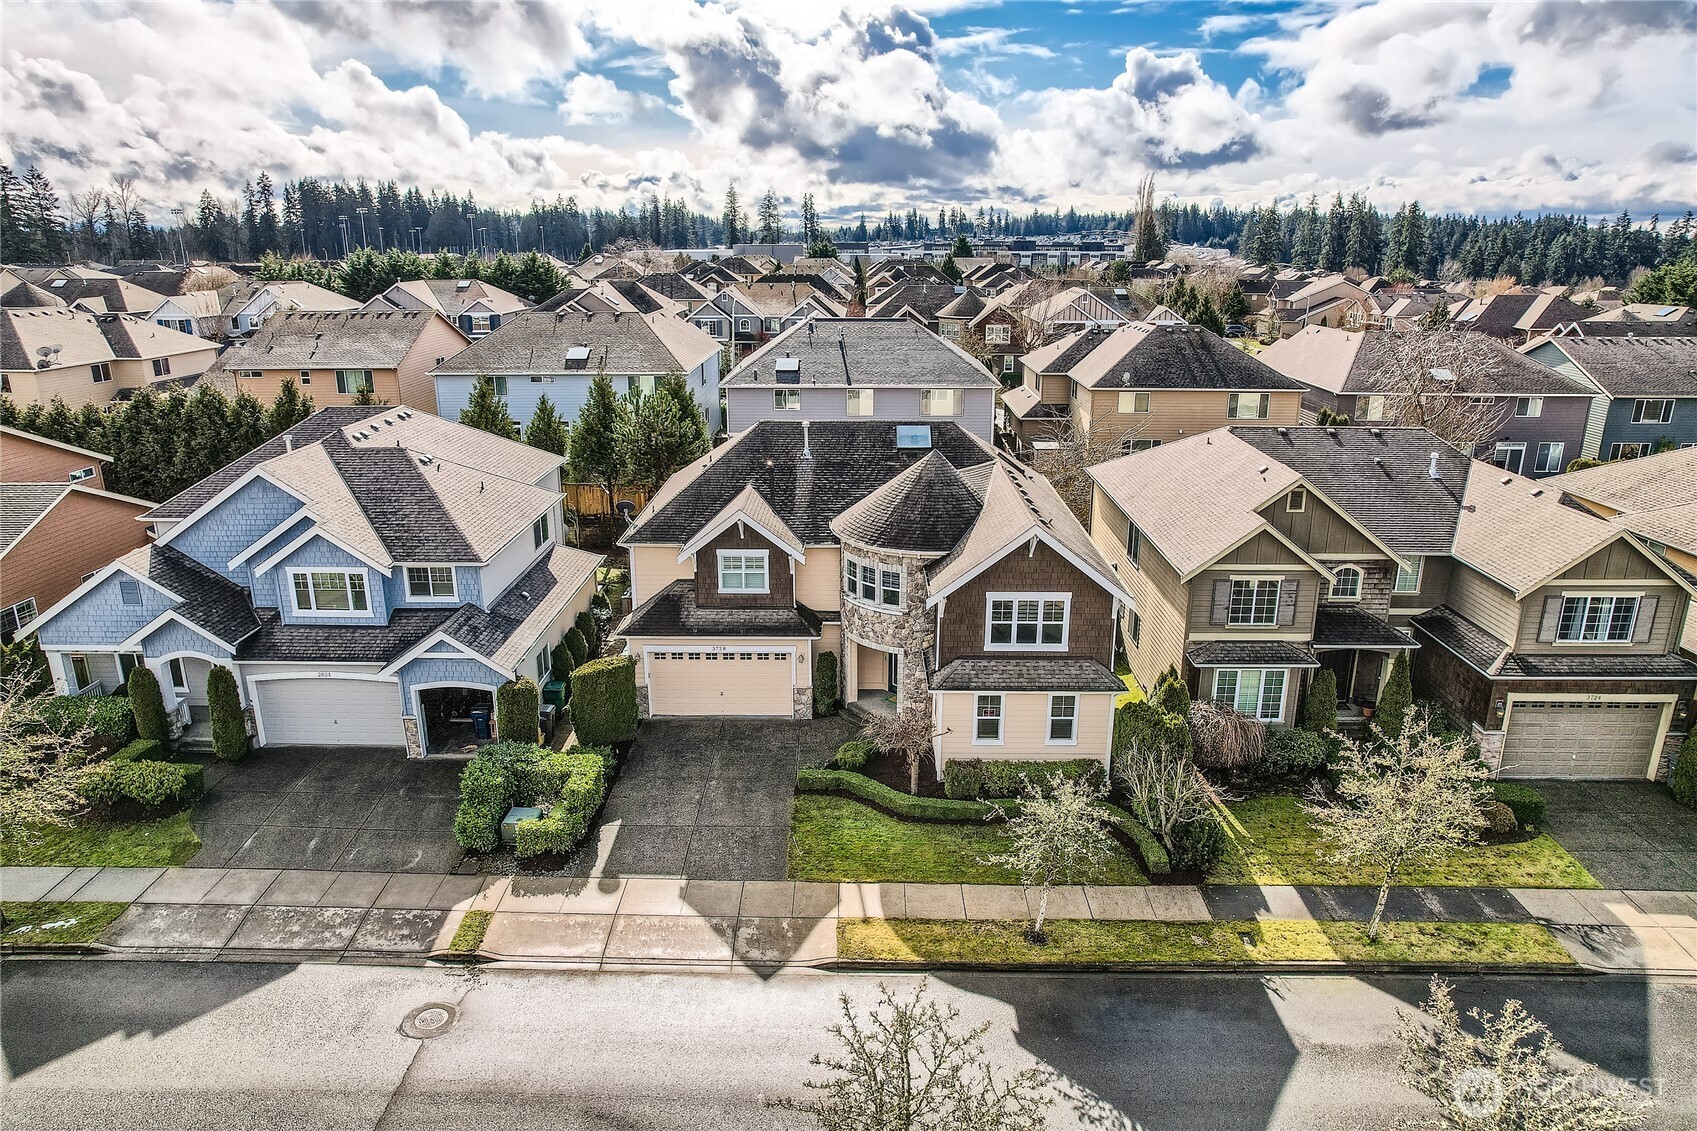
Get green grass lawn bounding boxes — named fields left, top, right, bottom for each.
left=1, top=901, right=129, bottom=947
left=1114, top=665, right=1144, bottom=710
left=839, top=917, right=1574, bottom=966
left=1207, top=796, right=1599, bottom=889
left=0, top=812, right=201, bottom=868
left=789, top=794, right=1148, bottom=886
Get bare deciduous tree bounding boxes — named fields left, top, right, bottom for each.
left=1304, top=711, right=1489, bottom=941
left=0, top=666, right=98, bottom=831
left=1114, top=742, right=1216, bottom=853
left=1030, top=413, right=1148, bottom=524
left=863, top=702, right=938, bottom=795
left=184, top=265, right=238, bottom=292
left=1355, top=330, right=1513, bottom=455
left=1398, top=977, right=1650, bottom=1130
left=982, top=774, right=1114, bottom=938
left=776, top=981, right=1054, bottom=1131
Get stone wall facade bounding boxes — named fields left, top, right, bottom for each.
left=839, top=541, right=936, bottom=709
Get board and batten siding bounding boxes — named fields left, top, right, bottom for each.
left=1262, top=493, right=1381, bottom=558
left=1514, top=540, right=1688, bottom=655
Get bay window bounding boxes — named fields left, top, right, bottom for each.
left=986, top=593, right=1069, bottom=649
left=290, top=569, right=370, bottom=615
left=843, top=555, right=900, bottom=608
left=1211, top=668, right=1286, bottom=722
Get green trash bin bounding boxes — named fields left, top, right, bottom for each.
left=542, top=680, right=568, bottom=709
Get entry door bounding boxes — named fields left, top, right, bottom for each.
left=886, top=652, right=899, bottom=694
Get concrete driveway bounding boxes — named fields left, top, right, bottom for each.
left=563, top=716, right=858, bottom=881
left=188, top=747, right=467, bottom=873
left=1531, top=779, right=1697, bottom=890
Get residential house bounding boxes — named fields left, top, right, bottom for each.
left=685, top=281, right=841, bottom=360
left=1454, top=290, right=1596, bottom=343
left=785, top=258, right=854, bottom=291
left=149, top=288, right=228, bottom=338
left=626, top=272, right=711, bottom=316
left=0, top=426, right=113, bottom=488
left=1260, top=326, right=1595, bottom=476
left=1264, top=274, right=1378, bottom=336
left=867, top=282, right=978, bottom=332
left=433, top=307, right=723, bottom=434
left=1, top=481, right=152, bottom=643
left=222, top=280, right=362, bottom=337
left=721, top=318, right=1000, bottom=439
left=1002, top=323, right=1305, bottom=451
left=25, top=406, right=602, bottom=757
left=1522, top=336, right=1697, bottom=459
left=1, top=308, right=220, bottom=408
left=25, top=275, right=169, bottom=318
left=618, top=419, right=1132, bottom=780
left=363, top=279, right=529, bottom=339
left=1572, top=304, right=1697, bottom=337
left=1089, top=426, right=1695, bottom=779
left=1545, top=447, right=1697, bottom=656
left=219, top=310, right=469, bottom=413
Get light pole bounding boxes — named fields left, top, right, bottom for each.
left=338, top=215, right=350, bottom=257
left=412, top=227, right=423, bottom=254
left=355, top=207, right=369, bottom=247
left=466, top=209, right=476, bottom=258
left=376, top=224, right=384, bottom=251
left=169, top=207, right=188, bottom=266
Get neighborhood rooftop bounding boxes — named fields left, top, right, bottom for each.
left=433, top=308, right=719, bottom=375
left=723, top=317, right=999, bottom=388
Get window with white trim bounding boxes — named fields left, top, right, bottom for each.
left=974, top=694, right=1003, bottom=742
left=533, top=513, right=551, bottom=548
left=1117, top=390, right=1151, bottom=414
left=1492, top=443, right=1525, bottom=474
left=718, top=550, right=769, bottom=593
left=1002, top=354, right=1015, bottom=375
left=1393, top=558, right=1423, bottom=594
left=290, top=570, right=370, bottom=615
left=1556, top=595, right=1639, bottom=643
left=536, top=648, right=550, bottom=680
left=1534, top=442, right=1565, bottom=474
left=1631, top=399, right=1674, bottom=425
left=1126, top=521, right=1141, bottom=565
left=1211, top=668, right=1286, bottom=722
left=986, top=594, right=1069, bottom=649
left=118, top=579, right=142, bottom=605
left=773, top=389, right=800, bottom=411
left=1357, top=395, right=1386, bottom=421
left=1227, top=578, right=1281, bottom=625
left=920, top=388, right=962, bottom=416
left=1227, top=392, right=1270, bottom=419
left=1607, top=442, right=1652, bottom=460
left=1514, top=396, right=1543, bottom=418
left=1047, top=695, right=1078, bottom=743
left=91, top=362, right=112, bottom=384
left=843, top=556, right=900, bottom=608
left=984, top=323, right=1011, bottom=345
left=406, top=566, right=457, bottom=600
left=846, top=389, right=874, bottom=416
left=1329, top=566, right=1361, bottom=601
left=152, top=357, right=171, bottom=377
left=167, top=658, right=188, bottom=693
left=1, top=598, right=37, bottom=638
left=335, top=369, right=374, bottom=394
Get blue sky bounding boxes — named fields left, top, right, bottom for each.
left=3, top=1, right=1693, bottom=221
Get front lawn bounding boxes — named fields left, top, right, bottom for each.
left=1208, top=796, right=1599, bottom=889
left=839, top=917, right=1574, bottom=967
left=0, top=812, right=201, bottom=868
left=1, top=901, right=129, bottom=947
left=789, top=794, right=1148, bottom=886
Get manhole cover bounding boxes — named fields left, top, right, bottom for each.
left=400, top=1002, right=458, bottom=1039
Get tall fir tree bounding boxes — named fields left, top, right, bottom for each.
left=568, top=370, right=630, bottom=500
left=459, top=374, right=517, bottom=439
left=523, top=394, right=569, bottom=456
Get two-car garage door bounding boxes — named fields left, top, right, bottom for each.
left=254, top=677, right=405, bottom=747
left=647, top=649, right=794, bottom=716
left=1500, top=699, right=1669, bottom=779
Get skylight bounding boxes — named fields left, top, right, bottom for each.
left=896, top=425, right=932, bottom=449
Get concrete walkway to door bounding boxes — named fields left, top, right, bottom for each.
left=559, top=716, right=860, bottom=881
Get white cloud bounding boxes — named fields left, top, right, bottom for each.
left=559, top=74, right=661, bottom=124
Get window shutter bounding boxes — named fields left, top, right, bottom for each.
left=1210, top=580, right=1231, bottom=625
left=489, top=313, right=501, bottom=330
left=459, top=313, right=473, bottom=334
left=1537, top=596, right=1564, bottom=642
left=1276, top=580, right=1298, bottom=626
left=1633, top=596, right=1658, bottom=644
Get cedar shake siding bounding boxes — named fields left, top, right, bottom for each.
left=935, top=541, right=1114, bottom=668
left=693, top=525, right=795, bottom=609
left=0, top=433, right=105, bottom=488
left=0, top=492, right=150, bottom=615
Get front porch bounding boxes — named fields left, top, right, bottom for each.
left=1311, top=605, right=1419, bottom=716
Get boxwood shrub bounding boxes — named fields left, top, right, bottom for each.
left=797, top=768, right=1009, bottom=822
left=36, top=695, right=136, bottom=751
left=813, top=651, right=839, bottom=717
left=1098, top=801, right=1170, bottom=875
left=112, top=738, right=167, bottom=763
left=206, top=664, right=247, bottom=762
left=496, top=677, right=541, bottom=744
left=81, top=759, right=205, bottom=809
left=571, top=655, right=638, bottom=746
left=513, top=747, right=610, bottom=857
left=574, top=609, right=598, bottom=653
left=452, top=741, right=542, bottom=853
left=1491, top=782, right=1547, bottom=829
left=1112, top=699, right=1191, bottom=761
left=942, top=757, right=1106, bottom=800
left=126, top=666, right=170, bottom=743
left=833, top=739, right=874, bottom=770
left=1672, top=732, right=1697, bottom=809
left=1258, top=728, right=1334, bottom=784
left=1171, top=815, right=1226, bottom=873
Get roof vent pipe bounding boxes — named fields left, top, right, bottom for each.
left=283, top=433, right=293, bottom=452
left=802, top=419, right=812, bottom=460
left=1428, top=452, right=1441, bottom=480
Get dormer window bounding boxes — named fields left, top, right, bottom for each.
left=718, top=550, right=769, bottom=594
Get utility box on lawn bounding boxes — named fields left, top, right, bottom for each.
left=501, top=806, right=542, bottom=845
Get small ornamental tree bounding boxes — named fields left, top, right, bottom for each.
left=1302, top=668, right=1339, bottom=733
left=460, top=374, right=518, bottom=439
left=126, top=665, right=170, bottom=743
left=568, top=370, right=630, bottom=504
left=1150, top=669, right=1191, bottom=717
left=863, top=702, right=936, bottom=795
left=814, top=651, right=839, bottom=717
left=1115, top=741, right=1218, bottom=863
left=0, top=665, right=98, bottom=829
left=496, top=677, right=542, bottom=744
left=1306, top=712, right=1489, bottom=941
left=571, top=655, right=639, bottom=746
left=564, top=627, right=589, bottom=671
left=206, top=664, right=247, bottom=762
left=1376, top=650, right=1414, bottom=738
left=775, top=982, right=1054, bottom=1131
left=984, top=774, right=1114, bottom=939
left=1398, top=977, right=1650, bottom=1131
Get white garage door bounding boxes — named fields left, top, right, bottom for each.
left=647, top=649, right=794, bottom=717
left=255, top=677, right=405, bottom=747
left=1500, top=699, right=1667, bottom=779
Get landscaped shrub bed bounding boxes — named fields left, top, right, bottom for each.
left=35, top=695, right=136, bottom=752
left=80, top=758, right=205, bottom=811
left=453, top=741, right=612, bottom=857
left=941, top=757, right=1106, bottom=800
left=1490, top=782, right=1546, bottom=830
left=571, top=655, right=638, bottom=746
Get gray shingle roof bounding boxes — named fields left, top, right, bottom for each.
left=148, top=408, right=378, bottom=520
left=831, top=450, right=984, bottom=552
left=319, top=432, right=478, bottom=562
left=1535, top=337, right=1697, bottom=397
left=1411, top=606, right=1509, bottom=672
left=439, top=545, right=603, bottom=668
left=1494, top=652, right=1697, bottom=680
left=1185, top=641, right=1320, bottom=668
left=0, top=484, right=69, bottom=552
left=122, top=543, right=259, bottom=647
left=234, top=310, right=444, bottom=369
left=723, top=318, right=997, bottom=388
left=869, top=283, right=977, bottom=321
left=238, top=606, right=455, bottom=663
left=931, top=657, right=1124, bottom=692
left=1344, top=332, right=1591, bottom=396
left=1074, top=324, right=1305, bottom=391
left=1312, top=606, right=1417, bottom=649
left=434, top=309, right=712, bottom=375
left=621, top=580, right=823, bottom=638
left=1231, top=426, right=1473, bottom=556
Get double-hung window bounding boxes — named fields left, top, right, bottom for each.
left=974, top=695, right=1003, bottom=743
left=718, top=551, right=769, bottom=594
left=921, top=388, right=961, bottom=416
left=1047, top=695, right=1078, bottom=743
left=880, top=567, right=901, bottom=607
left=533, top=513, right=551, bottom=548
left=1227, top=392, right=1270, bottom=419
left=846, top=389, right=874, bottom=416
left=1126, top=521, right=1141, bottom=566
left=1632, top=399, right=1674, bottom=425
left=406, top=566, right=457, bottom=600
left=1393, top=558, right=1423, bottom=594
left=1556, top=595, right=1639, bottom=643
left=1357, top=395, right=1386, bottom=421
left=1117, top=391, right=1151, bottom=414
left=773, top=389, right=801, bottom=411
left=1, top=598, right=37, bottom=639
left=986, top=594, right=1068, bottom=649
left=290, top=570, right=369, bottom=615
left=335, top=369, right=374, bottom=395
left=536, top=648, right=550, bottom=680
left=1227, top=579, right=1281, bottom=626
left=843, top=556, right=899, bottom=607
left=1211, top=669, right=1286, bottom=722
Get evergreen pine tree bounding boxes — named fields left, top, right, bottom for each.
left=1320, top=193, right=1347, bottom=272
left=266, top=377, right=313, bottom=436
left=568, top=370, right=630, bottom=500
left=459, top=374, right=517, bottom=438
left=523, top=394, right=569, bottom=455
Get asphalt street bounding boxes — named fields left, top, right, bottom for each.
left=2, top=961, right=1693, bottom=1131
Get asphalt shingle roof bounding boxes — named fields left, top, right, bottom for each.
left=723, top=318, right=998, bottom=388
left=1185, top=641, right=1320, bottom=668
left=440, top=545, right=603, bottom=669
left=1050, top=323, right=1306, bottom=392
left=931, top=657, right=1124, bottom=692
left=234, top=310, right=444, bottom=369
left=148, top=408, right=377, bottom=520
left=1533, top=337, right=1697, bottom=397
left=0, top=484, right=69, bottom=552
left=238, top=606, right=454, bottom=663
left=1411, top=606, right=1510, bottom=672
left=869, top=283, right=979, bottom=321
left=831, top=450, right=985, bottom=552
left=621, top=580, right=823, bottom=638
left=434, top=309, right=717, bottom=375
left=1312, top=606, right=1417, bottom=649
left=120, top=543, right=259, bottom=648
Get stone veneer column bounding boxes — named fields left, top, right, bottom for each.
left=838, top=541, right=937, bottom=709
left=403, top=716, right=423, bottom=758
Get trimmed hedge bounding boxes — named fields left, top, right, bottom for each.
left=513, top=747, right=610, bottom=857
left=452, top=741, right=546, bottom=852
left=1260, top=728, right=1333, bottom=782
left=814, top=651, right=839, bottom=717
left=564, top=627, right=590, bottom=671
left=942, top=757, right=1106, bottom=800
left=207, top=664, right=247, bottom=761
left=81, top=759, right=204, bottom=809
left=1098, top=801, right=1170, bottom=875
left=1672, top=732, right=1697, bottom=809
left=574, top=609, right=599, bottom=653
left=37, top=695, right=136, bottom=751
left=550, top=641, right=573, bottom=688
left=496, top=677, right=541, bottom=744
left=571, top=655, right=638, bottom=746
left=112, top=738, right=166, bottom=763
left=1171, top=815, right=1226, bottom=873
left=797, top=768, right=1006, bottom=822
left=833, top=739, right=874, bottom=770
left=126, top=666, right=170, bottom=743
left=1492, top=782, right=1548, bottom=829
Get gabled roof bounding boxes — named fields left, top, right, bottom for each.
left=369, top=279, right=529, bottom=320
left=1525, top=336, right=1697, bottom=397
left=0, top=424, right=112, bottom=463
left=723, top=318, right=997, bottom=389
left=635, top=272, right=710, bottom=302
left=1574, top=304, right=1697, bottom=336
left=222, top=280, right=360, bottom=320
left=679, top=483, right=807, bottom=562
left=1263, top=326, right=1591, bottom=396
left=1038, top=323, right=1304, bottom=392
left=227, top=310, right=457, bottom=369
left=1461, top=291, right=1594, bottom=340
left=1, top=308, right=212, bottom=372
left=868, top=282, right=977, bottom=322
left=116, top=543, right=259, bottom=649
left=433, top=308, right=718, bottom=376
left=436, top=544, right=604, bottom=671
left=1544, top=445, right=1697, bottom=515
left=0, top=281, right=66, bottom=308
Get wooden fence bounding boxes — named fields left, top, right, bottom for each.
left=564, top=483, right=651, bottom=519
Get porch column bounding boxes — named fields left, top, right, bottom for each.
left=43, top=650, right=73, bottom=696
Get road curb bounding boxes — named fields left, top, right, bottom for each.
left=825, top=958, right=1593, bottom=976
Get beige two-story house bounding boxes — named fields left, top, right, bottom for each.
left=1, top=308, right=219, bottom=408
left=217, top=310, right=468, bottom=413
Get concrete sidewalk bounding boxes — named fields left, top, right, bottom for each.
left=6, top=866, right=1696, bottom=973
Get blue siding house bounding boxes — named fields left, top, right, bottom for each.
left=28, top=406, right=602, bottom=757
left=1524, top=336, right=1697, bottom=460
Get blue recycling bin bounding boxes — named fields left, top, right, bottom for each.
left=469, top=709, right=491, bottom=740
